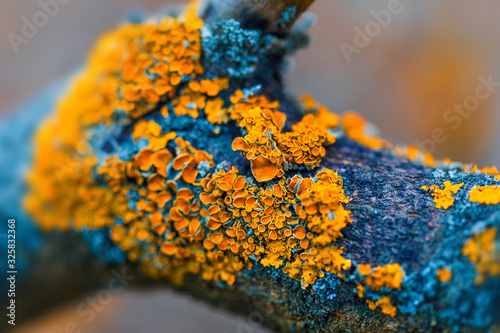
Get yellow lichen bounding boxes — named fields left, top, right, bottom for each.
left=469, top=185, right=500, bottom=205
left=365, top=263, right=404, bottom=290
left=171, top=78, right=229, bottom=118
left=480, top=166, right=499, bottom=175
left=292, top=169, right=352, bottom=246
left=300, top=93, right=339, bottom=130
left=250, top=156, right=280, bottom=182
left=201, top=167, right=353, bottom=288
left=421, top=181, right=464, bottom=209
left=24, top=10, right=205, bottom=230
left=342, top=111, right=386, bottom=150
left=229, top=91, right=338, bottom=182
left=23, top=4, right=358, bottom=291
left=204, top=98, right=228, bottom=124
left=437, top=267, right=452, bottom=283
left=462, top=228, right=500, bottom=284
left=366, top=297, right=397, bottom=317
left=358, top=264, right=372, bottom=276
left=393, top=145, right=436, bottom=167
left=356, top=284, right=365, bottom=298
left=465, top=164, right=500, bottom=176
left=354, top=263, right=403, bottom=317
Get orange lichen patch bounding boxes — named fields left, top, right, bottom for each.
left=229, top=93, right=286, bottom=181
left=462, top=228, right=500, bottom=284
left=23, top=147, right=116, bottom=231
left=22, top=101, right=128, bottom=231
left=104, top=14, right=205, bottom=122
left=281, top=170, right=353, bottom=288
left=200, top=167, right=352, bottom=289
left=251, top=156, right=280, bottom=182
left=293, top=225, right=306, bottom=240
left=26, top=2, right=210, bottom=230
left=301, top=101, right=440, bottom=168
left=300, top=93, right=339, bottom=130
left=204, top=98, right=229, bottom=125
left=161, top=242, right=177, bottom=256
left=171, top=78, right=229, bottom=118
left=132, top=120, right=161, bottom=140
left=137, top=149, right=154, bottom=171
left=260, top=252, right=284, bottom=269
left=172, top=137, right=214, bottom=184
left=421, top=181, right=464, bottom=209
left=363, top=263, right=404, bottom=290
left=132, top=120, right=177, bottom=151
left=469, top=185, right=500, bottom=205
left=293, top=169, right=352, bottom=246
left=496, top=176, right=500, bottom=181
left=443, top=158, right=453, bottom=166
left=100, top=138, right=250, bottom=286
left=301, top=93, right=317, bottom=111
left=229, top=91, right=339, bottom=182
left=465, top=164, right=500, bottom=176
left=437, top=268, right=452, bottom=283
left=463, top=164, right=476, bottom=173
left=393, top=145, right=437, bottom=167
left=284, top=248, right=349, bottom=288
left=480, top=166, right=499, bottom=175
left=423, top=153, right=436, bottom=167
left=315, top=105, right=340, bottom=130
left=121, top=16, right=204, bottom=119
left=366, top=297, right=397, bottom=317
left=24, top=10, right=205, bottom=232
left=358, top=264, right=372, bottom=276
left=151, top=150, right=173, bottom=177
left=201, top=166, right=290, bottom=276
left=356, top=284, right=365, bottom=298
left=277, top=113, right=336, bottom=169
left=342, top=112, right=386, bottom=150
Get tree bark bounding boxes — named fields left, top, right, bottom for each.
left=200, top=0, right=315, bottom=34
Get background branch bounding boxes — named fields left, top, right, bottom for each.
left=200, top=0, right=315, bottom=33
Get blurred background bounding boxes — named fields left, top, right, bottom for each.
left=1, top=0, right=500, bottom=331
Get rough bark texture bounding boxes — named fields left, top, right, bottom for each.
left=200, top=0, right=315, bottom=34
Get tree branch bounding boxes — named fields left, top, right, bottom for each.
left=2, top=1, right=499, bottom=333
left=200, top=0, right=315, bottom=34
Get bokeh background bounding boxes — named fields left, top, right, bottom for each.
left=1, top=0, right=500, bottom=332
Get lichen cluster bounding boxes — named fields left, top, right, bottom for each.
left=462, top=228, right=500, bottom=285
left=422, top=170, right=500, bottom=210
left=24, top=5, right=356, bottom=292
left=355, top=263, right=404, bottom=317
left=469, top=185, right=500, bottom=205
left=230, top=92, right=336, bottom=181
left=421, top=181, right=464, bottom=209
